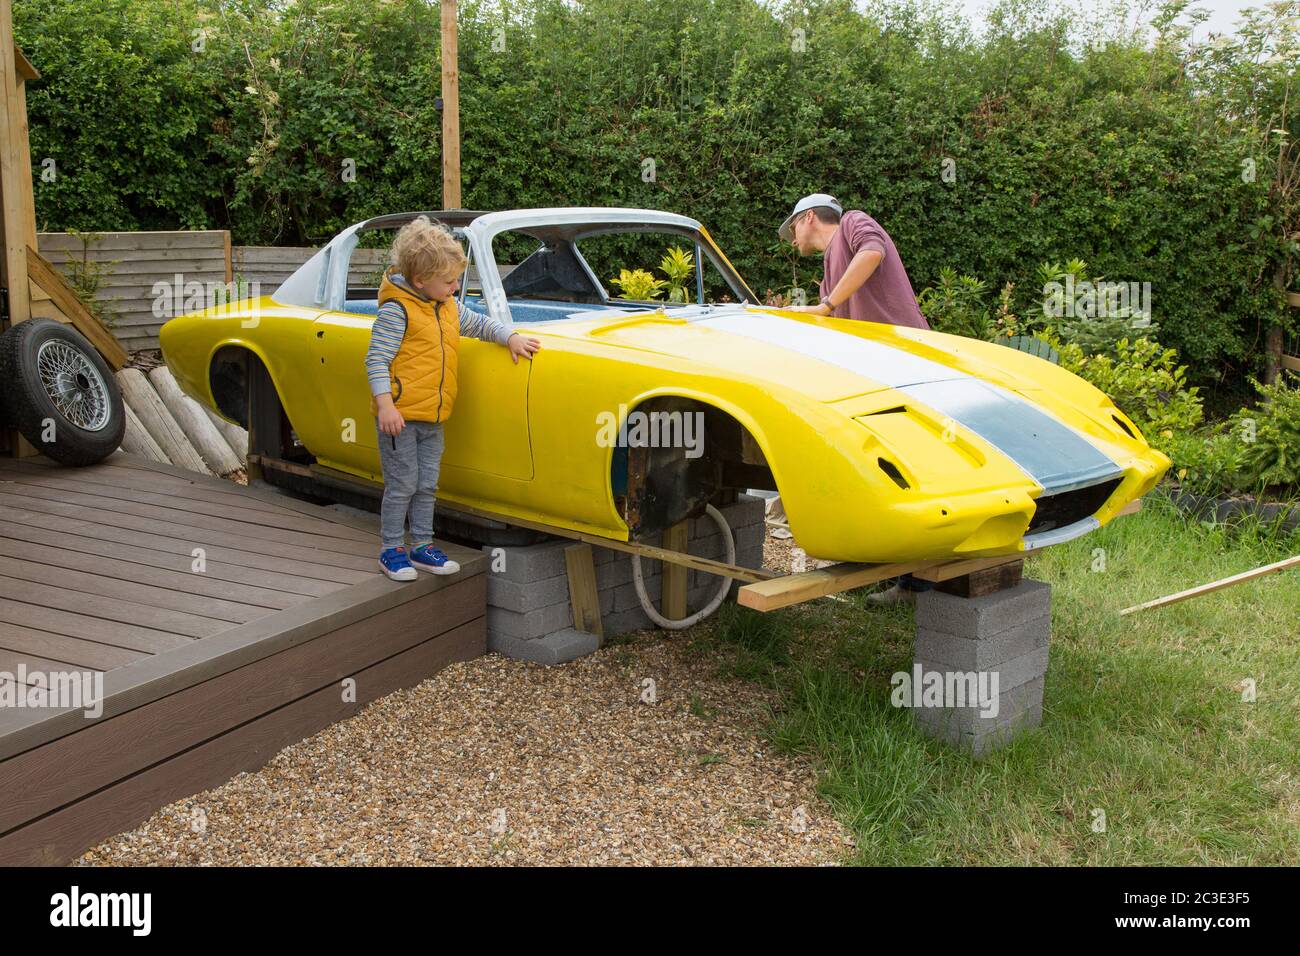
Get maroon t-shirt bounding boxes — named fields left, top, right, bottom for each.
left=818, top=211, right=929, bottom=329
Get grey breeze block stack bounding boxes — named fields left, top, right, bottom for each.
left=911, top=579, right=1051, bottom=756
left=482, top=494, right=766, bottom=665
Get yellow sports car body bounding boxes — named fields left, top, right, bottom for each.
left=160, top=207, right=1169, bottom=563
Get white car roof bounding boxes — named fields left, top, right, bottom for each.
left=470, top=207, right=701, bottom=237
left=272, top=207, right=704, bottom=311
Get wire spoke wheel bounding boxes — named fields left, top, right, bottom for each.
left=36, top=339, right=111, bottom=432
left=1, top=318, right=125, bottom=465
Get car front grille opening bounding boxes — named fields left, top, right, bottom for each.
left=1026, top=477, right=1122, bottom=535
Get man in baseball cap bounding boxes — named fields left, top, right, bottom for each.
left=778, top=193, right=932, bottom=606
left=779, top=193, right=928, bottom=330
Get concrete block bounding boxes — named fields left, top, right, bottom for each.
left=488, top=627, right=601, bottom=665
left=921, top=702, right=1044, bottom=757
left=482, top=539, right=572, bottom=583
left=486, top=602, right=573, bottom=642
left=594, top=554, right=635, bottom=590
left=591, top=544, right=622, bottom=567
left=992, top=645, right=1050, bottom=692
left=914, top=579, right=1051, bottom=639
left=485, top=572, right=570, bottom=615
left=914, top=613, right=1050, bottom=672
left=603, top=606, right=656, bottom=637
left=733, top=521, right=765, bottom=553
left=691, top=532, right=721, bottom=559
left=613, top=575, right=660, bottom=613
left=911, top=674, right=1045, bottom=741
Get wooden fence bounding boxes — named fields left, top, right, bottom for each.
left=37, top=231, right=230, bottom=353
left=1286, top=292, right=1300, bottom=374
left=35, top=235, right=397, bottom=352
left=37, top=232, right=509, bottom=352
left=231, top=245, right=389, bottom=291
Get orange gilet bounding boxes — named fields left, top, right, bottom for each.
left=371, top=271, right=460, bottom=424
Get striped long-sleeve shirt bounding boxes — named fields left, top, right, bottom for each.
left=365, top=279, right=514, bottom=397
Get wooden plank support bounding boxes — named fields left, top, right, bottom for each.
left=564, top=542, right=603, bottom=640
left=25, top=246, right=128, bottom=368
left=444, top=499, right=775, bottom=584
left=741, top=497, right=1148, bottom=612
left=255, top=451, right=1150, bottom=614
left=660, top=520, right=689, bottom=620
left=739, top=558, right=948, bottom=612
left=912, top=554, right=1021, bottom=584
left=936, top=559, right=1023, bottom=598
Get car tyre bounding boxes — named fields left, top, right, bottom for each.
left=0, top=318, right=126, bottom=465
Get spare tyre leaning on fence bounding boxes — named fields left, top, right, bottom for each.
left=0, top=317, right=126, bottom=466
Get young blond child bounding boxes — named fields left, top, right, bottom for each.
left=364, top=216, right=541, bottom=580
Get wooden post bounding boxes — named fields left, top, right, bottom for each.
left=564, top=543, right=603, bottom=640
left=1, top=3, right=36, bottom=457
left=661, top=521, right=689, bottom=620
left=0, top=0, right=32, bottom=328
left=440, top=0, right=461, bottom=209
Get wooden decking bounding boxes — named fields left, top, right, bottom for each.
left=0, top=452, right=486, bottom=865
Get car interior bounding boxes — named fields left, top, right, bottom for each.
left=340, top=222, right=750, bottom=324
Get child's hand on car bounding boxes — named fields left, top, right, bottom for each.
left=507, top=332, right=541, bottom=365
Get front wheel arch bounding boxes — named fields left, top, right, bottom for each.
left=612, top=395, right=778, bottom=538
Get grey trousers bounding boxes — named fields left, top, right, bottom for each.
left=376, top=418, right=445, bottom=550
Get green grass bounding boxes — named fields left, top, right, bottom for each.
left=689, top=496, right=1299, bottom=865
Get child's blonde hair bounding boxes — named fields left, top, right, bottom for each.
left=390, top=215, right=466, bottom=283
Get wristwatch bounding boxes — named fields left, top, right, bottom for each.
left=820, top=295, right=837, bottom=310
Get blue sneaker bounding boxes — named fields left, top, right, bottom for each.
left=379, top=547, right=418, bottom=581
left=410, top=543, right=461, bottom=575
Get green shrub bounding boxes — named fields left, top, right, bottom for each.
left=659, top=246, right=695, bottom=303
left=1165, top=375, right=1300, bottom=499
left=15, top=0, right=1293, bottom=384
left=1164, top=429, right=1247, bottom=496
left=1051, top=335, right=1203, bottom=449
left=1228, top=375, right=1300, bottom=493
left=1038, top=259, right=1160, bottom=356
left=917, top=268, right=991, bottom=339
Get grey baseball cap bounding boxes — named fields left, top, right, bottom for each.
left=779, top=193, right=843, bottom=242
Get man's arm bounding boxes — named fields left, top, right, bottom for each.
left=822, top=247, right=883, bottom=310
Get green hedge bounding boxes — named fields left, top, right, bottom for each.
left=17, top=0, right=1295, bottom=381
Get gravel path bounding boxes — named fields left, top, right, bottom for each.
left=81, top=520, right=852, bottom=866
left=80, top=529, right=850, bottom=866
